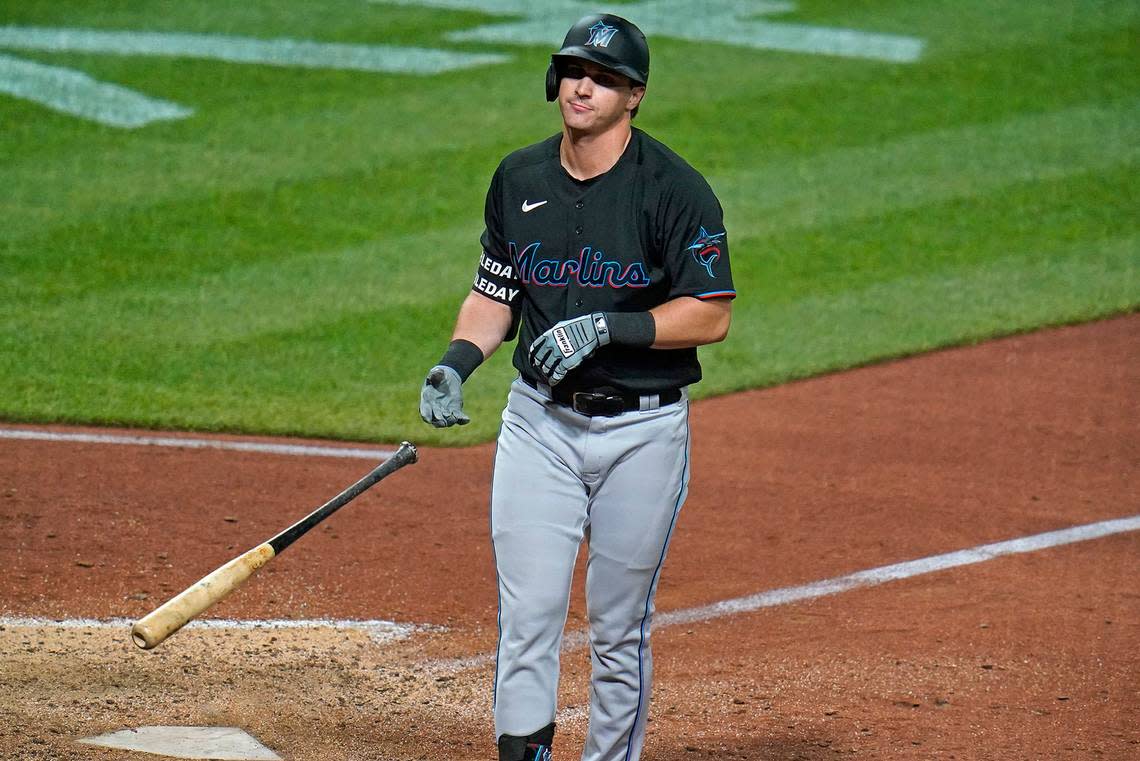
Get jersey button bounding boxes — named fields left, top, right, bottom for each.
left=575, top=225, right=583, bottom=235
left=575, top=200, right=584, bottom=209
left=575, top=298, right=584, bottom=307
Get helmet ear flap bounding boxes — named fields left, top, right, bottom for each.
left=545, top=62, right=558, bottom=102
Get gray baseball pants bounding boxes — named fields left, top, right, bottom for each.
left=491, top=377, right=691, bottom=761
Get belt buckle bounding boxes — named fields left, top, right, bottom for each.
left=572, top=391, right=624, bottom=417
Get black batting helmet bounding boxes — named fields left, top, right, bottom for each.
left=545, top=13, right=650, bottom=102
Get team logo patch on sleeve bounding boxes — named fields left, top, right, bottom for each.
left=687, top=226, right=726, bottom=278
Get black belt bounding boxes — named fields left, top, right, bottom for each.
left=521, top=376, right=682, bottom=417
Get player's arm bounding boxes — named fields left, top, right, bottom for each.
left=452, top=291, right=514, bottom=359
left=420, top=160, right=519, bottom=425
left=419, top=292, right=513, bottom=428
left=649, top=295, right=732, bottom=349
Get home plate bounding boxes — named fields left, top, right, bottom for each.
left=79, top=726, right=281, bottom=760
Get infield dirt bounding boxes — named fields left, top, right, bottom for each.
left=2, top=315, right=1137, bottom=760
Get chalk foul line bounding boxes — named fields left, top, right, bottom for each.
left=0, top=616, right=429, bottom=644
left=426, top=513, right=1140, bottom=674
left=0, top=428, right=394, bottom=460
left=3, top=515, right=1136, bottom=665
left=655, top=513, right=1140, bottom=627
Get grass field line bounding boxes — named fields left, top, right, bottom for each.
left=0, top=25, right=508, bottom=74
left=431, top=2, right=923, bottom=63
left=0, top=53, right=192, bottom=128
left=0, top=428, right=395, bottom=459
left=428, top=513, right=1140, bottom=676
left=375, top=0, right=922, bottom=62
left=717, top=97, right=1140, bottom=238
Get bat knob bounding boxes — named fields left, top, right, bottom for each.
left=399, top=441, right=419, bottom=464
left=131, top=620, right=160, bottom=649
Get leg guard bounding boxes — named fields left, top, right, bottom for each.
left=498, top=723, right=555, bottom=761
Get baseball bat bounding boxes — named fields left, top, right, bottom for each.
left=131, top=441, right=418, bottom=650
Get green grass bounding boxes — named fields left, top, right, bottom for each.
left=2, top=1, right=1137, bottom=444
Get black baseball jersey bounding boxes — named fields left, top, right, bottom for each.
left=473, top=127, right=735, bottom=394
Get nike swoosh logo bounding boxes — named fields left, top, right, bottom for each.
left=522, top=199, right=548, bottom=212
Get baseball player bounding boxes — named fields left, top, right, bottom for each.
left=419, top=13, right=735, bottom=760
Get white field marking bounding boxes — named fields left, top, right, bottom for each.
left=80, top=727, right=281, bottom=761
left=0, top=26, right=507, bottom=128
left=0, top=26, right=509, bottom=74
left=0, top=616, right=427, bottom=644
left=374, top=0, right=796, bottom=13
left=0, top=52, right=191, bottom=128
left=5, top=518, right=1135, bottom=668
left=424, top=514, right=1140, bottom=675
left=0, top=428, right=395, bottom=460
left=376, top=0, right=925, bottom=63
left=655, top=514, right=1140, bottom=627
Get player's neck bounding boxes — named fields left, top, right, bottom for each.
left=559, top=122, right=632, bottom=181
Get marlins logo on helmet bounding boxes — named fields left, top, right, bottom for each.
left=585, top=21, right=619, bottom=47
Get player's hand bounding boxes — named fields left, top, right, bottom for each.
left=419, top=366, right=470, bottom=427
left=528, top=312, right=611, bottom=386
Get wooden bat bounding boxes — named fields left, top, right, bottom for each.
left=131, top=441, right=418, bottom=649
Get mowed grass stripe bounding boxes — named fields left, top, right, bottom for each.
left=1, top=301, right=483, bottom=440
left=2, top=2, right=1137, bottom=441
left=794, top=0, right=1140, bottom=57
left=701, top=234, right=1139, bottom=396
left=0, top=58, right=533, bottom=242
left=5, top=235, right=1132, bottom=441
left=658, top=22, right=1136, bottom=171
left=10, top=97, right=1133, bottom=303
left=1, top=227, right=478, bottom=343
left=4, top=168, right=1134, bottom=440
left=2, top=143, right=494, bottom=300
left=3, top=15, right=1133, bottom=238
left=715, top=97, right=1139, bottom=240
left=733, top=164, right=1138, bottom=305
left=4, top=100, right=1132, bottom=351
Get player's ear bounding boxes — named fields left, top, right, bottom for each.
left=627, top=86, right=646, bottom=113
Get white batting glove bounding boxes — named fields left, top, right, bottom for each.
left=419, top=366, right=470, bottom=427
left=528, top=312, right=611, bottom=385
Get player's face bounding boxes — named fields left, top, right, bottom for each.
left=557, top=60, right=645, bottom=134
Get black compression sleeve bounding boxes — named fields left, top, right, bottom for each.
left=438, top=339, right=484, bottom=382
left=604, top=311, right=656, bottom=348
